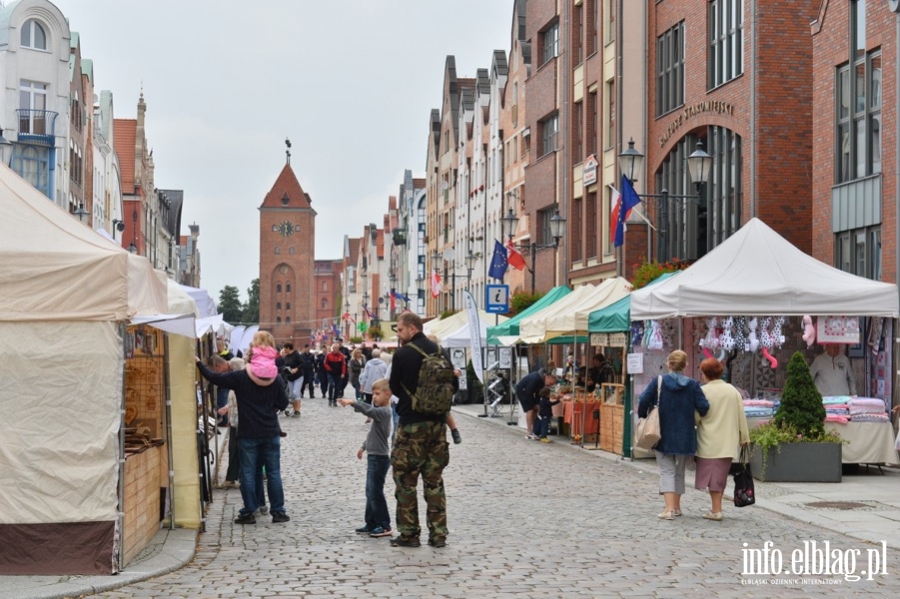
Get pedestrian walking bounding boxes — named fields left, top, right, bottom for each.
left=389, top=312, right=458, bottom=548
left=315, top=349, right=329, bottom=399
left=696, top=358, right=749, bottom=522
left=638, top=349, right=709, bottom=520
left=281, top=342, right=304, bottom=417
left=359, top=349, right=388, bottom=403
left=338, top=378, right=394, bottom=538
left=348, top=348, right=366, bottom=401
left=324, top=343, right=347, bottom=406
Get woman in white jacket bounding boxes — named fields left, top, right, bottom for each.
left=359, top=349, right=388, bottom=403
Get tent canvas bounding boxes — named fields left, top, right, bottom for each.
left=425, top=310, right=499, bottom=340
left=588, top=273, right=680, bottom=333
left=0, top=163, right=167, bottom=320
left=486, top=285, right=572, bottom=345
left=0, top=164, right=167, bottom=574
left=441, top=313, right=509, bottom=348
left=179, top=284, right=218, bottom=318
left=519, top=278, right=632, bottom=343
left=631, top=218, right=900, bottom=319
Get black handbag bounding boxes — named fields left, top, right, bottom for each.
left=731, top=446, right=755, bottom=508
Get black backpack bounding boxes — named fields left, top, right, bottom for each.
left=401, top=343, right=456, bottom=415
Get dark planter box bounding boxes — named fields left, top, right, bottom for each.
left=750, top=442, right=842, bottom=483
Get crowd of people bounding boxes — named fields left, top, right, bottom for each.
left=195, top=313, right=460, bottom=547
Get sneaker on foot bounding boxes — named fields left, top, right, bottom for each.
left=369, top=527, right=393, bottom=538
left=428, top=537, right=447, bottom=548
left=271, top=512, right=290, bottom=523
left=355, top=525, right=372, bottom=534
left=389, top=536, right=420, bottom=548
left=451, top=429, right=462, bottom=444
left=540, top=437, right=551, bottom=443
left=234, top=512, right=256, bottom=525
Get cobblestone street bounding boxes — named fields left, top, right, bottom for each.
left=84, top=399, right=900, bottom=598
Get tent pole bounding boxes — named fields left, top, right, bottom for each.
left=163, top=334, right=176, bottom=530
left=117, top=322, right=127, bottom=573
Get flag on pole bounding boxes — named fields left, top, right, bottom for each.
left=394, top=291, right=411, bottom=303
left=342, top=312, right=354, bottom=323
left=609, top=184, right=622, bottom=241
left=331, top=323, right=341, bottom=338
left=614, top=174, right=642, bottom=248
left=389, top=289, right=396, bottom=311
left=506, top=238, right=526, bottom=271
left=363, top=304, right=374, bottom=320
left=487, top=239, right=508, bottom=281
left=431, top=269, right=442, bottom=298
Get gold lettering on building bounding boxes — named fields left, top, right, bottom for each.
left=659, top=101, right=735, bottom=147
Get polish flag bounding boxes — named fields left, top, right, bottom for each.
left=506, top=238, right=527, bottom=271
left=609, top=184, right=622, bottom=241
left=431, top=269, right=442, bottom=298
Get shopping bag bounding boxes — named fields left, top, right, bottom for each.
left=635, top=376, right=662, bottom=450
left=731, top=446, right=755, bottom=508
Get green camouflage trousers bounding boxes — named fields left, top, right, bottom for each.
left=390, top=420, right=449, bottom=540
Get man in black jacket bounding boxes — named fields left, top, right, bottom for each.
left=196, top=354, right=290, bottom=525
left=389, top=312, right=458, bottom=549
left=299, top=344, right=316, bottom=398
left=515, top=369, right=558, bottom=440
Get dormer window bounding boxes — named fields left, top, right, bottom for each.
left=281, top=192, right=290, bottom=206
left=21, top=19, right=47, bottom=50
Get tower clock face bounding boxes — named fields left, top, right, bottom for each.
left=274, top=221, right=298, bottom=237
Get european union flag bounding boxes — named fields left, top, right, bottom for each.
left=488, top=239, right=508, bottom=281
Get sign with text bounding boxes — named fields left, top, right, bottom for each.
left=626, top=353, right=644, bottom=374
left=485, top=284, right=509, bottom=314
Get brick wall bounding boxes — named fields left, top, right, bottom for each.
left=122, top=445, right=164, bottom=566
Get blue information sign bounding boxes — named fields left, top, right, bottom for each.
left=485, top=284, right=509, bottom=314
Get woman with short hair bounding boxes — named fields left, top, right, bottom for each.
left=638, top=350, right=709, bottom=520
left=695, top=358, right=750, bottom=522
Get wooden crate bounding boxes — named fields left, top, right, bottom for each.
left=599, top=403, right=625, bottom=454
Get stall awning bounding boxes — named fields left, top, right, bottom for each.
left=486, top=285, right=572, bottom=345
left=588, top=273, right=679, bottom=333
left=631, top=218, right=900, bottom=319
left=519, top=277, right=632, bottom=343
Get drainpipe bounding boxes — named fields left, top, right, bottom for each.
left=560, top=0, right=570, bottom=288
left=749, top=0, right=757, bottom=218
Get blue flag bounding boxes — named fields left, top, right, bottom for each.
left=488, top=239, right=508, bottom=281
left=614, top=174, right=642, bottom=248
left=393, top=291, right=411, bottom=303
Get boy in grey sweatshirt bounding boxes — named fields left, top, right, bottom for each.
left=338, top=378, right=394, bottom=537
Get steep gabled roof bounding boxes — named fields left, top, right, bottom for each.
left=260, top=163, right=314, bottom=212
left=348, top=237, right=361, bottom=263
left=113, top=119, right=136, bottom=193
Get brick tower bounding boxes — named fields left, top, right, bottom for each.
left=259, top=142, right=316, bottom=344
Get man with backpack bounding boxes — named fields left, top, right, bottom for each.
left=389, top=312, right=458, bottom=549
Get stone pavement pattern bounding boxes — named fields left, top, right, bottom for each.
left=80, top=400, right=900, bottom=598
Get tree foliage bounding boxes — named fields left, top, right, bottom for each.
left=242, top=279, right=259, bottom=324
left=510, top=290, right=544, bottom=315
left=219, top=285, right=243, bottom=323
left=773, top=351, right=826, bottom=438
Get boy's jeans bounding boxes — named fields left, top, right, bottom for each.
left=365, top=454, right=392, bottom=530
left=534, top=415, right=551, bottom=438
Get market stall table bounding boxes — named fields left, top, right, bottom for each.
left=747, top=418, right=898, bottom=465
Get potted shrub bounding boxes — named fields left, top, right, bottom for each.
left=748, top=351, right=844, bottom=482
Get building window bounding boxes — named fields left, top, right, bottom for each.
left=276, top=317, right=282, bottom=323
left=836, top=26, right=880, bottom=182
left=605, top=80, right=615, bottom=149
left=321, top=299, right=327, bottom=309
left=19, top=80, right=48, bottom=134
left=708, top=0, right=744, bottom=89
left=541, top=22, right=559, bottom=65
left=286, top=283, right=291, bottom=293
left=286, top=302, right=291, bottom=310
left=602, top=187, right=614, bottom=255
left=706, top=126, right=743, bottom=248
left=323, top=281, right=328, bottom=291
left=276, top=283, right=282, bottom=293
left=835, top=226, right=881, bottom=280
left=538, top=207, right=554, bottom=245
left=274, top=246, right=281, bottom=254
left=276, top=302, right=281, bottom=310
left=573, top=102, right=583, bottom=159
left=604, top=0, right=615, bottom=45
left=20, top=19, right=47, bottom=50
left=586, top=191, right=597, bottom=258
left=12, top=145, right=49, bottom=196
left=572, top=198, right=583, bottom=262
left=289, top=247, right=295, bottom=255
left=540, top=114, right=559, bottom=157
left=573, top=4, right=583, bottom=65
left=656, top=22, right=684, bottom=117
left=286, top=317, right=291, bottom=324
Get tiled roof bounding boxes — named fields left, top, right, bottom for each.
left=261, top=163, right=313, bottom=211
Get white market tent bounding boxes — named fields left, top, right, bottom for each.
left=0, top=163, right=168, bottom=575
left=631, top=218, right=899, bottom=319
left=519, top=278, right=632, bottom=343
left=425, top=310, right=499, bottom=341
left=441, top=313, right=509, bottom=348
left=180, top=284, right=217, bottom=318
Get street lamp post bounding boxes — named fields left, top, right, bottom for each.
left=464, top=250, right=476, bottom=294
left=618, top=138, right=712, bottom=263
left=501, top=207, right=567, bottom=292
left=74, top=203, right=89, bottom=225
left=127, top=208, right=138, bottom=254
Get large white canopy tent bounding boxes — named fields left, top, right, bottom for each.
left=0, top=163, right=168, bottom=574
left=441, top=313, right=509, bottom=348
left=631, top=218, right=899, bottom=319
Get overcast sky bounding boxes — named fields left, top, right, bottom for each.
left=52, top=0, right=514, bottom=303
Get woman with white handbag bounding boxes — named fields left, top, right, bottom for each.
left=638, top=350, right=709, bottom=520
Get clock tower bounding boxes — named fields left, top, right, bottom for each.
left=259, top=143, right=316, bottom=344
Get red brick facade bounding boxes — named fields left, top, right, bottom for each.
left=314, top=260, right=344, bottom=335
left=629, top=0, right=817, bottom=275
left=811, top=1, right=897, bottom=284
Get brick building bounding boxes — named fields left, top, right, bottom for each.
left=258, top=154, right=316, bottom=345
left=314, top=259, right=344, bottom=337
left=620, top=0, right=818, bottom=272
left=811, top=0, right=894, bottom=284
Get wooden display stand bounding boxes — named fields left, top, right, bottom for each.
left=599, top=384, right=625, bottom=454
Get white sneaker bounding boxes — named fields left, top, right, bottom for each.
left=284, top=407, right=294, bottom=417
